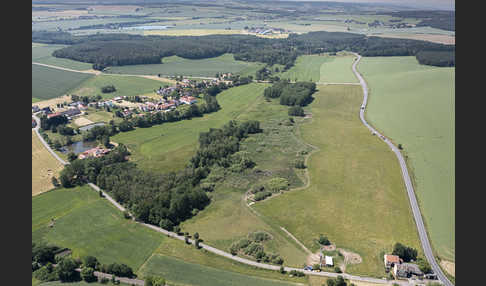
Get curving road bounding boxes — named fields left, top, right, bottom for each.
left=352, top=53, right=452, bottom=286
left=32, top=69, right=447, bottom=285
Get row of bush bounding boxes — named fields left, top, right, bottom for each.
left=229, top=231, right=284, bottom=265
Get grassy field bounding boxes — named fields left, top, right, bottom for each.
left=32, top=64, right=94, bottom=101
left=32, top=132, right=64, bottom=196
left=145, top=238, right=308, bottom=285
left=32, top=43, right=93, bottom=71
left=38, top=281, right=131, bottom=286
left=253, top=84, right=422, bottom=278
left=69, top=75, right=171, bottom=100
left=358, top=56, right=455, bottom=262
left=112, top=83, right=268, bottom=172
left=139, top=254, right=302, bottom=286
left=277, top=55, right=358, bottom=83
left=32, top=185, right=166, bottom=271
left=105, top=54, right=262, bottom=77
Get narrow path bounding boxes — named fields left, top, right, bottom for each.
left=280, top=227, right=313, bottom=255
left=351, top=53, right=452, bottom=286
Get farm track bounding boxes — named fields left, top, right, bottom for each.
left=352, top=53, right=452, bottom=286
left=32, top=116, right=413, bottom=285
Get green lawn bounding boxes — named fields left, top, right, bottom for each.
left=253, top=85, right=422, bottom=278
left=112, top=83, right=268, bottom=172
left=70, top=75, right=172, bottom=100
left=277, top=54, right=358, bottom=83
left=105, top=54, right=262, bottom=77
left=139, top=254, right=302, bottom=286
left=32, top=64, right=94, bottom=101
left=358, top=56, right=455, bottom=262
left=32, top=186, right=165, bottom=271
left=32, top=43, right=93, bottom=71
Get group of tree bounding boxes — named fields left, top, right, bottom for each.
left=33, top=30, right=455, bottom=71
left=288, top=106, right=305, bottom=116
left=71, top=94, right=103, bottom=104
left=229, top=231, right=284, bottom=265
left=40, top=113, right=68, bottom=131
left=392, top=242, right=418, bottom=262
left=32, top=243, right=81, bottom=283
left=101, top=85, right=116, bottom=93
left=264, top=81, right=316, bottom=107
left=59, top=120, right=262, bottom=230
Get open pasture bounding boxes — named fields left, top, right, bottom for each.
left=70, top=74, right=171, bottom=100
left=105, top=54, right=261, bottom=77
left=277, top=54, right=358, bottom=83
left=112, top=83, right=268, bottom=173
left=32, top=185, right=165, bottom=271
left=32, top=64, right=93, bottom=101
left=32, top=44, right=93, bottom=71
left=253, top=84, right=422, bottom=277
left=32, top=132, right=63, bottom=196
left=139, top=254, right=301, bottom=286
left=358, top=56, right=455, bottom=262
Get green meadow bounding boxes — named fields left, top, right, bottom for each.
left=358, top=56, right=455, bottom=262
left=139, top=255, right=301, bottom=286
left=253, top=85, right=422, bottom=278
left=277, top=55, right=358, bottom=83
left=112, top=83, right=268, bottom=172
left=32, top=186, right=165, bottom=271
left=105, top=54, right=262, bottom=77
left=32, top=64, right=93, bottom=101
left=70, top=74, right=172, bottom=100
left=32, top=43, right=93, bottom=71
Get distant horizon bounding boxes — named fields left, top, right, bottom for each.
left=274, top=0, right=455, bottom=11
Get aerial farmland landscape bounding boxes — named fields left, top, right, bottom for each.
left=32, top=1, right=455, bottom=286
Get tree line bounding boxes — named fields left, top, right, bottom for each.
left=33, top=30, right=454, bottom=70
left=59, top=120, right=262, bottom=230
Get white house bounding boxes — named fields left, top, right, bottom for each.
left=325, top=256, right=333, bottom=267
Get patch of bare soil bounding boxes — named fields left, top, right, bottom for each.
left=73, top=117, right=94, bottom=127
left=337, top=248, right=362, bottom=272
left=307, top=252, right=321, bottom=266
left=33, top=95, right=72, bottom=109
left=440, top=260, right=455, bottom=277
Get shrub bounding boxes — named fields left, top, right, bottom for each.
left=145, top=276, right=166, bottom=286
left=248, top=231, right=272, bottom=242
left=334, top=266, right=342, bottom=273
left=279, top=266, right=285, bottom=274
left=318, top=234, right=331, bottom=246
left=289, top=270, right=305, bottom=277
left=56, top=257, right=79, bottom=282
left=33, top=264, right=58, bottom=282
left=81, top=267, right=97, bottom=282
left=417, top=257, right=432, bottom=274
left=264, top=177, right=289, bottom=193
left=82, top=255, right=99, bottom=269
left=288, top=106, right=305, bottom=116
left=100, top=277, right=109, bottom=284
left=123, top=210, right=131, bottom=219
left=250, top=184, right=265, bottom=194
left=294, top=159, right=306, bottom=169
left=159, top=218, right=174, bottom=231
left=244, top=242, right=264, bottom=256
left=101, top=85, right=116, bottom=93
left=254, top=191, right=272, bottom=201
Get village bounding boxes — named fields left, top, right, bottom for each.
left=32, top=73, right=244, bottom=161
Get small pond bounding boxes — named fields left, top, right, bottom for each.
left=60, top=140, right=99, bottom=155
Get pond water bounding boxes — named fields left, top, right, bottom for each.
left=79, top=122, right=106, bottom=132
left=122, top=25, right=173, bottom=30
left=60, top=140, right=99, bottom=155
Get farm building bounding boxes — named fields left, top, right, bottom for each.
left=384, top=254, right=401, bottom=270
left=180, top=96, right=197, bottom=105
left=32, top=105, right=40, bottom=113
left=78, top=147, right=111, bottom=159
left=61, top=108, right=81, bottom=118
left=324, top=256, right=333, bottom=267
left=393, top=262, right=423, bottom=279
left=47, top=112, right=62, bottom=119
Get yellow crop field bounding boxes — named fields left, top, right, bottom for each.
left=32, top=132, right=63, bottom=196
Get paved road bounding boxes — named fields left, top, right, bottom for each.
left=33, top=88, right=436, bottom=286
left=32, top=114, right=68, bottom=165
left=352, top=53, right=452, bottom=286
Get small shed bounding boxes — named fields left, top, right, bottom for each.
left=325, top=256, right=333, bottom=266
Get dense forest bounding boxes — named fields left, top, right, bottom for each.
left=380, top=10, right=455, bottom=31
left=33, top=30, right=455, bottom=68
left=264, top=81, right=317, bottom=107
left=59, top=120, right=262, bottom=229
left=415, top=50, right=455, bottom=67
